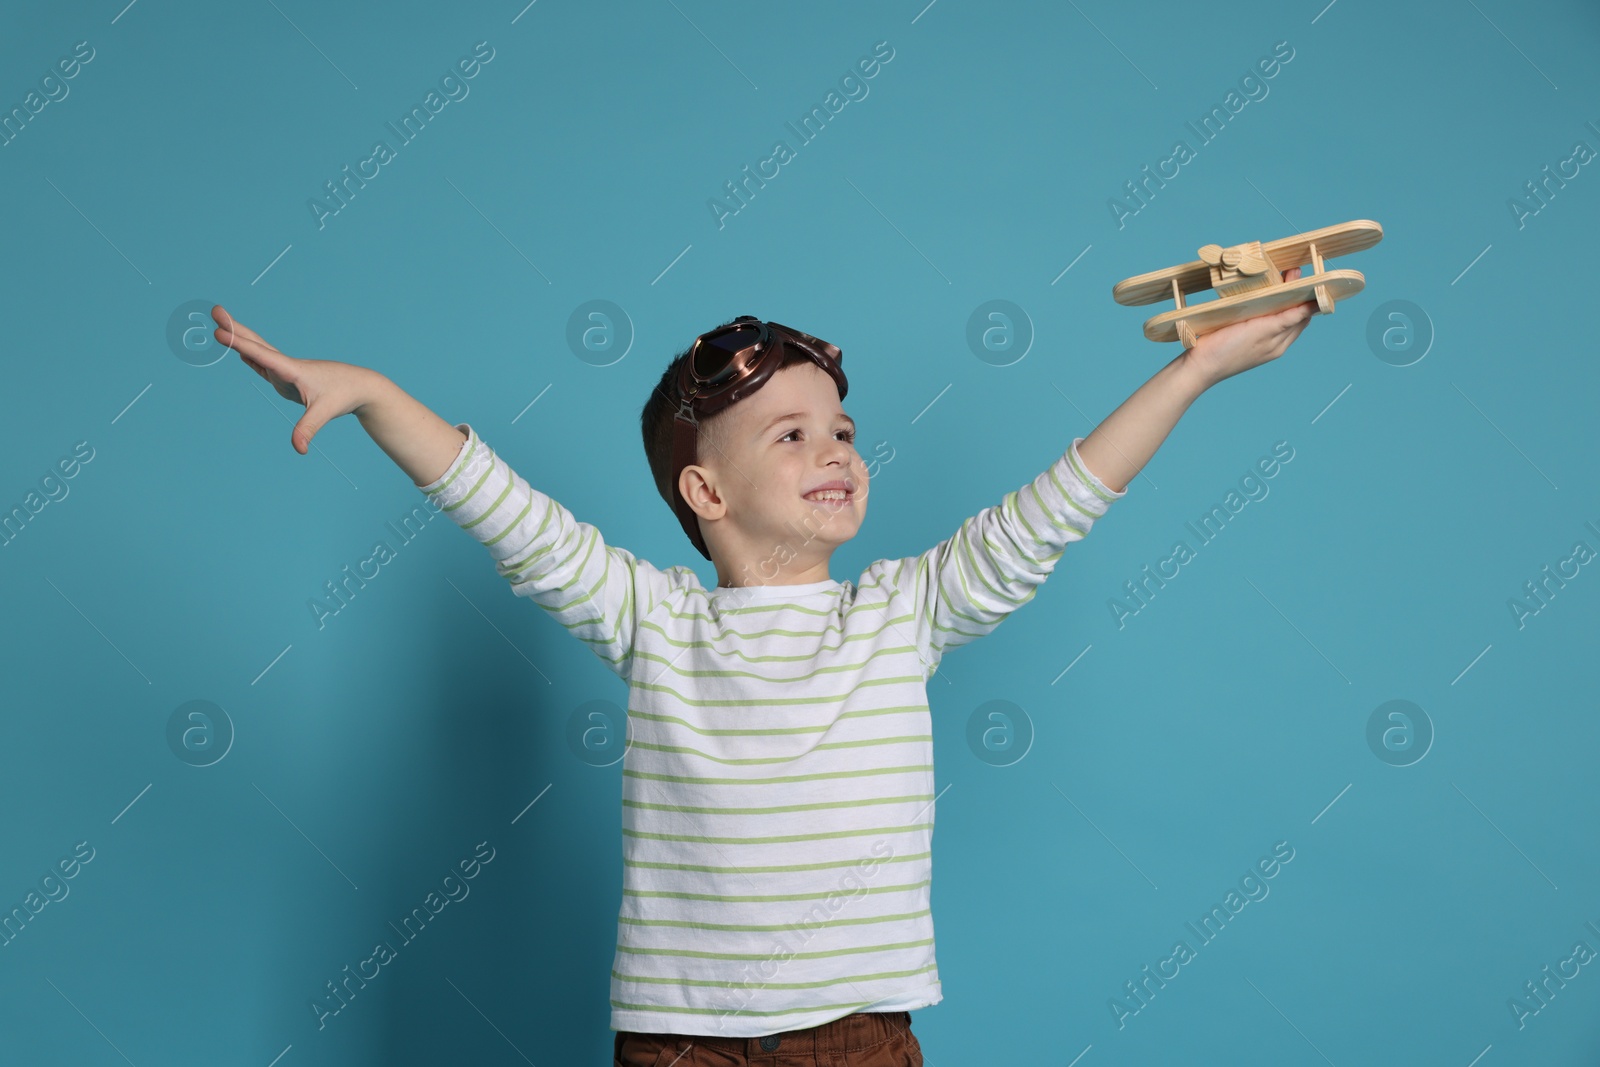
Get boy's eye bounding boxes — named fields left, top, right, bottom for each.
left=780, top=429, right=856, bottom=443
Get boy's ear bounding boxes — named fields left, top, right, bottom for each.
left=679, top=465, right=727, bottom=522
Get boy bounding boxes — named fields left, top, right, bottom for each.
left=213, top=281, right=1313, bottom=1066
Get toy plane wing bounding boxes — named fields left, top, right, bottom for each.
left=1112, top=219, right=1384, bottom=345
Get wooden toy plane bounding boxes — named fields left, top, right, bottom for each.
left=1112, top=219, right=1384, bottom=346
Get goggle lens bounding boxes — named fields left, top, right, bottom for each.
left=690, top=323, right=763, bottom=386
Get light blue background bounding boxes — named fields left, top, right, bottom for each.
left=2, top=0, right=1597, bottom=1063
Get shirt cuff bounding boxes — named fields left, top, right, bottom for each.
left=1068, top=436, right=1129, bottom=503
left=417, top=423, right=478, bottom=500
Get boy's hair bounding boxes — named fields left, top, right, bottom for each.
left=640, top=318, right=814, bottom=514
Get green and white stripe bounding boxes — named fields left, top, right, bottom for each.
left=420, top=422, right=1124, bottom=1037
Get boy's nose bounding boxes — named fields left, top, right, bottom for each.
left=820, top=438, right=854, bottom=464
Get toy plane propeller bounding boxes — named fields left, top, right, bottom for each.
left=1112, top=219, right=1384, bottom=346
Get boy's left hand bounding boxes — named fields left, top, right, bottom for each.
left=1182, top=265, right=1317, bottom=389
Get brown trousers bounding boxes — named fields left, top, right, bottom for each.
left=613, top=1010, right=923, bottom=1067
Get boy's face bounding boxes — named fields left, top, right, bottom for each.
left=679, top=361, right=869, bottom=584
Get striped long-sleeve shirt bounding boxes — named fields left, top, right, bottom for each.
left=418, top=423, right=1125, bottom=1037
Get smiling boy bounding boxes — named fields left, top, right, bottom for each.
left=215, top=280, right=1313, bottom=1065
left=657, top=347, right=866, bottom=590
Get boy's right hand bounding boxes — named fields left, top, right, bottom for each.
left=212, top=305, right=384, bottom=455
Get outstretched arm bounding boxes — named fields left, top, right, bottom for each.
left=211, top=305, right=465, bottom=485
left=1077, top=266, right=1316, bottom=493
left=215, top=305, right=676, bottom=681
